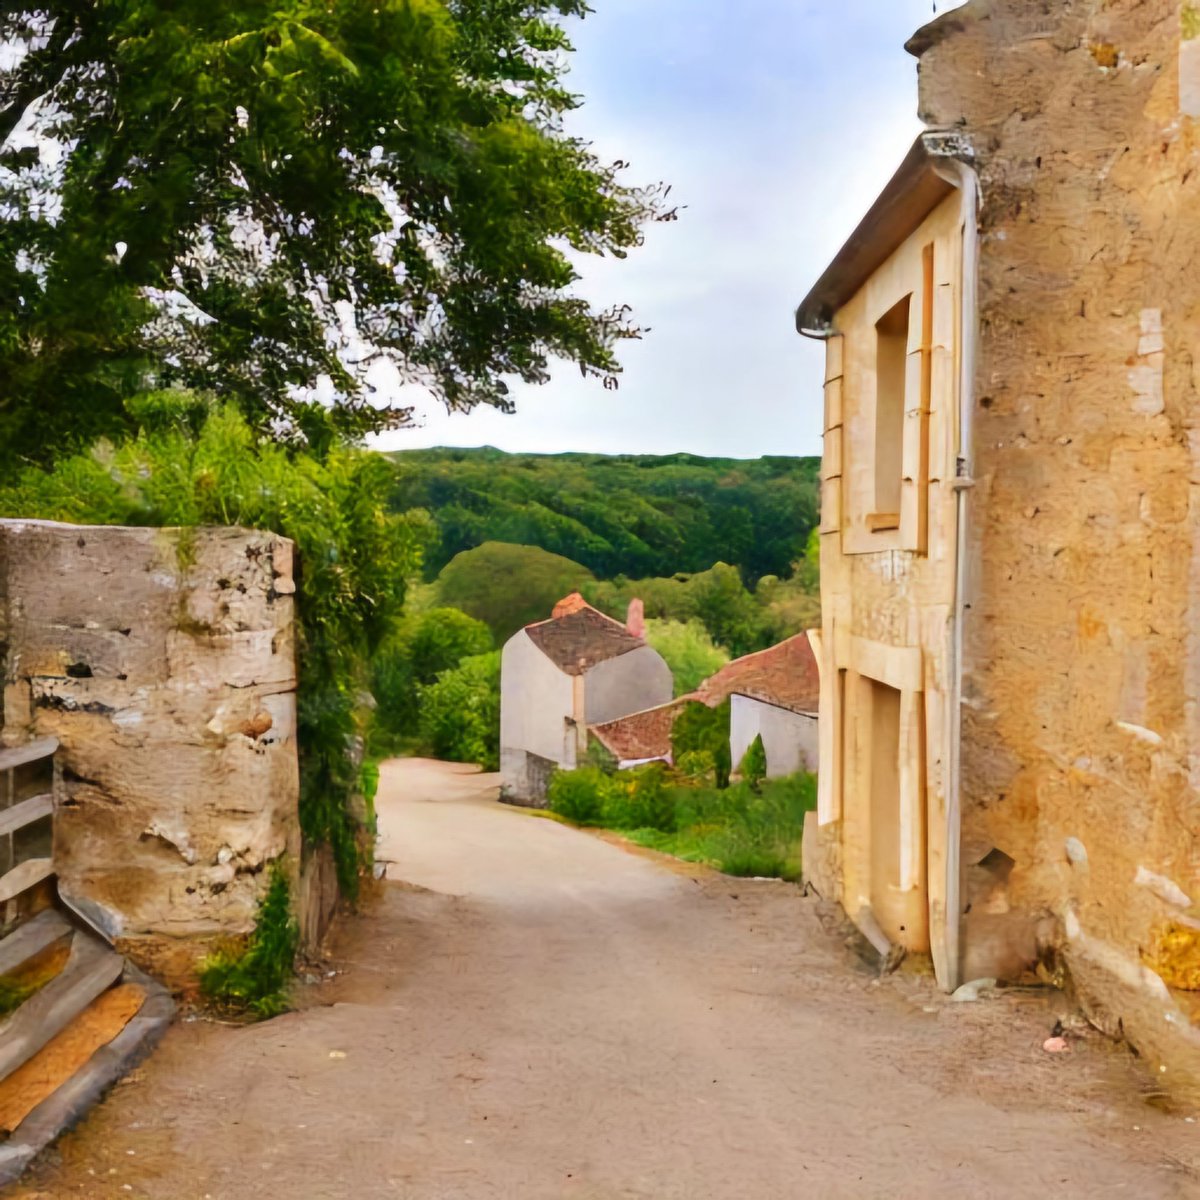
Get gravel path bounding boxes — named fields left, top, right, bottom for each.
left=17, top=758, right=1200, bottom=1199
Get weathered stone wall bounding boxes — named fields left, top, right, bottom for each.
left=0, top=520, right=301, bottom=986
left=916, top=0, right=1200, bottom=1087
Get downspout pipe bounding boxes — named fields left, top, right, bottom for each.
left=931, top=148, right=980, bottom=994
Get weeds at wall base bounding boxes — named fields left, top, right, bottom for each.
left=198, top=867, right=300, bottom=1020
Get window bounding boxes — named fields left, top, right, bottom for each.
left=872, top=295, right=911, bottom=527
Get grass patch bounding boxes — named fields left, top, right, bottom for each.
left=548, top=767, right=816, bottom=881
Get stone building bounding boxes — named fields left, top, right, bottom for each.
left=500, top=594, right=673, bottom=804
left=797, top=0, right=1200, bottom=1086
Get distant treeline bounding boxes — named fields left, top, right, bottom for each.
left=386, top=446, right=821, bottom=584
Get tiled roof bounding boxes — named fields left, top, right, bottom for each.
left=589, top=699, right=691, bottom=763
left=525, top=599, right=644, bottom=676
left=692, top=633, right=820, bottom=716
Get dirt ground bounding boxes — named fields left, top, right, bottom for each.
left=13, top=758, right=1200, bottom=1199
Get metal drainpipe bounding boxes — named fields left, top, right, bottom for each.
left=932, top=155, right=980, bottom=994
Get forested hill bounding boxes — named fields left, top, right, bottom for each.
left=386, top=447, right=821, bottom=583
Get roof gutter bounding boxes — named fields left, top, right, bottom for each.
left=928, top=135, right=980, bottom=994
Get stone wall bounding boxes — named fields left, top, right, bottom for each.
left=0, top=520, right=301, bottom=987
left=915, top=0, right=1200, bottom=1089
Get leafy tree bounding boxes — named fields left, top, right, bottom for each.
left=0, top=394, right=432, bottom=894
left=372, top=606, right=493, bottom=745
left=643, top=619, right=729, bottom=696
left=418, top=650, right=501, bottom=770
left=688, top=564, right=768, bottom=658
left=390, top=447, right=821, bottom=584
left=435, top=541, right=594, bottom=642
left=0, top=2, right=674, bottom=468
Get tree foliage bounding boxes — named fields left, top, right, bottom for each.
left=643, top=619, right=729, bottom=697
left=435, top=540, right=594, bottom=642
left=390, top=447, right=821, bottom=584
left=418, top=650, right=501, bottom=770
left=0, top=2, right=674, bottom=468
left=671, top=699, right=732, bottom=790
left=372, top=606, right=493, bottom=745
left=0, top=395, right=432, bottom=893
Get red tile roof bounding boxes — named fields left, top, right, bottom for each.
left=589, top=699, right=692, bottom=763
left=525, top=598, right=644, bottom=676
left=692, top=633, right=820, bottom=715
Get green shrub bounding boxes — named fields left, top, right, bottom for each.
left=372, top=607, right=493, bottom=749
left=547, top=767, right=610, bottom=825
left=671, top=699, right=732, bottom=789
left=199, top=867, right=300, bottom=1019
left=418, top=651, right=501, bottom=770
left=600, top=763, right=676, bottom=832
left=739, top=734, right=767, bottom=791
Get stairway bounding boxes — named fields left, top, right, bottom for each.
left=0, top=739, right=174, bottom=1186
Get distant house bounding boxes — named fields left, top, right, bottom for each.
left=500, top=594, right=673, bottom=805
left=587, top=633, right=821, bottom=779
left=694, top=634, right=820, bottom=778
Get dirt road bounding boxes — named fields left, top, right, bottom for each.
left=18, top=759, right=1200, bottom=1199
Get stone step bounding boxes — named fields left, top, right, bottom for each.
left=0, top=931, right=124, bottom=1083
left=0, top=964, right=174, bottom=1188
left=0, top=908, right=72, bottom=981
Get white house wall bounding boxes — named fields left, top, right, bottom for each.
left=499, top=629, right=575, bottom=799
left=583, top=645, right=673, bottom=726
left=730, top=695, right=818, bottom=779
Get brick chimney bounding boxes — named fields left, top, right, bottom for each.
left=626, top=597, right=646, bottom=639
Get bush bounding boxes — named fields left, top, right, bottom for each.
left=418, top=651, right=501, bottom=770
left=199, top=867, right=299, bottom=1019
left=547, top=767, right=610, bottom=825
left=739, top=734, right=767, bottom=791
left=669, top=773, right=817, bottom=880
left=600, top=763, right=676, bottom=832
left=372, top=607, right=493, bottom=748
left=671, top=699, right=732, bottom=789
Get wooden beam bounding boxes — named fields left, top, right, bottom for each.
left=0, top=739, right=58, bottom=774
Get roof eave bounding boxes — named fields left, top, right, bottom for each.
left=794, top=132, right=972, bottom=337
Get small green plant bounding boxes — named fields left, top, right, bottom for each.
left=600, top=764, right=676, bottom=832
left=739, top=734, right=767, bottom=791
left=199, top=867, right=300, bottom=1019
left=547, top=767, right=610, bottom=825
left=360, top=758, right=381, bottom=837
left=0, top=977, right=37, bottom=1017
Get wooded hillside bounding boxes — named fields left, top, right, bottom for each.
left=386, top=447, right=821, bottom=583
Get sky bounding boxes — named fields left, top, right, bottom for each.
left=373, top=0, right=967, bottom=462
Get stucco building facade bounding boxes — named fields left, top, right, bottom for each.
left=500, top=595, right=673, bottom=805
left=798, top=0, right=1200, bottom=1089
